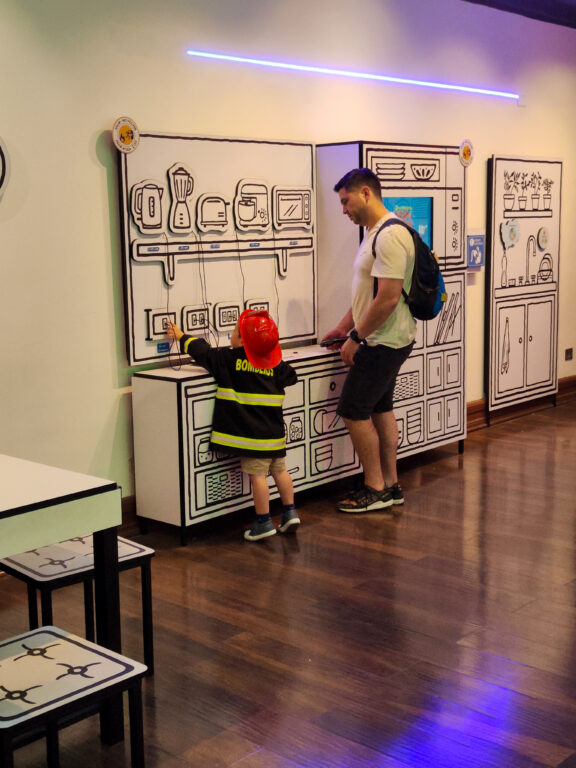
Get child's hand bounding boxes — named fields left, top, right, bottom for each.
left=166, top=321, right=183, bottom=341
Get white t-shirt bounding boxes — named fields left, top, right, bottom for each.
left=351, top=214, right=416, bottom=348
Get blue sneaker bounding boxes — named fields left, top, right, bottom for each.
left=278, top=509, right=301, bottom=533
left=244, top=519, right=277, bottom=541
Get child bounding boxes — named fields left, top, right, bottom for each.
left=166, top=310, right=300, bottom=541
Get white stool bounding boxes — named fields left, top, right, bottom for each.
left=0, top=625, right=146, bottom=767
left=0, top=535, right=154, bottom=674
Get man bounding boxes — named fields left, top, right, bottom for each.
left=322, top=168, right=416, bottom=513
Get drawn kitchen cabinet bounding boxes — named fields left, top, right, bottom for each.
left=131, top=347, right=360, bottom=538
left=392, top=271, right=466, bottom=455
left=487, top=156, right=561, bottom=412
left=427, top=349, right=462, bottom=392
left=427, top=393, right=463, bottom=439
left=494, top=293, right=556, bottom=403
left=117, top=134, right=317, bottom=367
left=317, top=140, right=467, bottom=458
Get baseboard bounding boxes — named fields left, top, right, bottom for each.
left=466, top=374, right=576, bottom=432
left=466, top=399, right=487, bottom=432
left=558, top=375, right=576, bottom=401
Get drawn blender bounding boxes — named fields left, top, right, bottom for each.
left=168, top=164, right=194, bottom=232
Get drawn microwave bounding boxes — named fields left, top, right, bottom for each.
left=272, top=186, right=313, bottom=231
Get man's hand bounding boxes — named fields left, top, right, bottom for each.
left=321, top=328, right=349, bottom=351
left=340, top=336, right=359, bottom=366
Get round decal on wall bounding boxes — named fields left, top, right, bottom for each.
left=112, top=117, right=140, bottom=154
left=500, top=218, right=520, bottom=249
left=537, top=226, right=550, bottom=250
left=0, top=137, right=9, bottom=195
left=459, top=139, right=474, bottom=167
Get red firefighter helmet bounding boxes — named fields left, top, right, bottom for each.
left=238, top=309, right=282, bottom=370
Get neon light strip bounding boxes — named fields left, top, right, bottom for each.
left=186, top=49, right=520, bottom=100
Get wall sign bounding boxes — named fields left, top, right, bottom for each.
left=467, top=233, right=485, bottom=268
left=112, top=117, right=140, bottom=154
left=459, top=138, right=474, bottom=167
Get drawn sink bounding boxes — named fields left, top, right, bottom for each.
left=411, top=163, right=436, bottom=180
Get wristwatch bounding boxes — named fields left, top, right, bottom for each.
left=349, top=328, right=367, bottom=345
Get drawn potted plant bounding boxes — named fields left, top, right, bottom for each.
left=518, top=172, right=530, bottom=210
left=530, top=171, right=542, bottom=210
left=503, top=170, right=519, bottom=210
left=542, top=177, right=554, bottom=209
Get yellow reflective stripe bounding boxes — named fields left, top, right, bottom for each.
left=211, top=431, right=286, bottom=451
left=216, top=388, right=284, bottom=407
left=183, top=337, right=198, bottom=354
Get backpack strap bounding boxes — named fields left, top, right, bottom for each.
left=371, top=218, right=416, bottom=301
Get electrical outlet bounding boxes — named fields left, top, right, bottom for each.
left=565, top=348, right=573, bottom=361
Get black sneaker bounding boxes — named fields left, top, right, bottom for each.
left=278, top=509, right=301, bottom=533
left=389, top=482, right=404, bottom=505
left=337, top=485, right=393, bottom=513
left=244, top=520, right=276, bottom=541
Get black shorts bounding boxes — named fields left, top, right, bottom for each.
left=337, top=342, right=414, bottom=421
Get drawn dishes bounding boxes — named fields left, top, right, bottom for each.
left=410, top=163, right=436, bottom=180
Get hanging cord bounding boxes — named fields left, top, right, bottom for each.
left=164, top=231, right=183, bottom=370
left=235, top=227, right=247, bottom=312
left=271, top=227, right=281, bottom=326
left=196, top=230, right=220, bottom=347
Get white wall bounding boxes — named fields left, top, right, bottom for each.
left=1, top=0, right=575, bottom=493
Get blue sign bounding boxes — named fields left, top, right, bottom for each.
left=383, top=196, right=433, bottom=247
left=157, top=342, right=170, bottom=353
left=467, top=234, right=485, bottom=268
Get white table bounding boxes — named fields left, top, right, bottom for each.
left=0, top=454, right=125, bottom=742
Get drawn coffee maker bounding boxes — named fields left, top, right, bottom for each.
left=131, top=180, right=164, bottom=232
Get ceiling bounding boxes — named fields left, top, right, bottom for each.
left=462, top=0, right=576, bottom=29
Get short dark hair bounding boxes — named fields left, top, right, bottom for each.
left=334, top=168, right=382, bottom=197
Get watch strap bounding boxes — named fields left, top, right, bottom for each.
left=349, top=329, right=367, bottom=345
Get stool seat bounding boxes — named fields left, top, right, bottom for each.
left=0, top=535, right=154, bottom=581
left=0, top=626, right=146, bottom=767
left=0, top=536, right=154, bottom=674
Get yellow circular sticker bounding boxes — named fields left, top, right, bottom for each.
left=459, top=139, right=474, bottom=167
left=112, top=117, right=140, bottom=154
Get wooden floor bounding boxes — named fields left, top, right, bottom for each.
left=3, top=398, right=576, bottom=767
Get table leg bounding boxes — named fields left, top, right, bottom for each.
left=93, top=526, right=124, bottom=743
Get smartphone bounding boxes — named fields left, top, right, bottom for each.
left=320, top=336, right=348, bottom=347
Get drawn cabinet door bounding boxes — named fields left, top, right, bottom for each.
left=496, top=295, right=555, bottom=398
left=526, top=298, right=554, bottom=387
left=496, top=303, right=526, bottom=395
